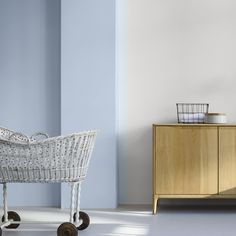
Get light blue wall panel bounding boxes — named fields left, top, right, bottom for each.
left=61, top=0, right=117, bottom=208
left=0, top=0, right=61, bottom=206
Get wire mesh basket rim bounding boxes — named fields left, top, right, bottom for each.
left=176, top=103, right=209, bottom=105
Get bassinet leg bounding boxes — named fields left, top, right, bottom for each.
left=3, top=183, right=8, bottom=223
left=74, top=183, right=81, bottom=226
left=57, top=183, right=78, bottom=236
left=70, top=183, right=76, bottom=224
left=73, top=182, right=90, bottom=231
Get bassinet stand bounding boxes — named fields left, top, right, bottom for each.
left=0, top=181, right=89, bottom=236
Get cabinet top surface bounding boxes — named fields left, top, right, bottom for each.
left=153, top=123, right=236, bottom=127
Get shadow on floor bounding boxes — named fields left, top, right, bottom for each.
left=158, top=199, right=236, bottom=214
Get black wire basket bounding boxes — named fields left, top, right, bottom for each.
left=176, top=103, right=209, bottom=123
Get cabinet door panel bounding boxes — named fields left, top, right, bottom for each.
left=155, top=126, right=218, bottom=194
left=219, top=127, right=236, bottom=194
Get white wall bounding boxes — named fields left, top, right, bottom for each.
left=61, top=0, right=117, bottom=208
left=117, top=0, right=236, bottom=204
left=0, top=0, right=61, bottom=206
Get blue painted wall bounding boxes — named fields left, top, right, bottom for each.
left=0, top=0, right=61, bottom=206
left=0, top=0, right=116, bottom=208
left=61, top=0, right=117, bottom=208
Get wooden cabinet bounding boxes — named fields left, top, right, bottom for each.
left=153, top=124, right=236, bottom=214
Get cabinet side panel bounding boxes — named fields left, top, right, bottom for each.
left=219, top=127, right=236, bottom=194
left=153, top=125, right=156, bottom=196
left=155, top=126, right=218, bottom=194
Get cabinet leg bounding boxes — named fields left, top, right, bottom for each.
left=153, top=195, right=159, bottom=214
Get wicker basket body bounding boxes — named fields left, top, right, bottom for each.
left=0, top=129, right=97, bottom=183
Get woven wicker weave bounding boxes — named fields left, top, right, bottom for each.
left=0, top=127, right=97, bottom=183
left=0, top=127, right=97, bottom=234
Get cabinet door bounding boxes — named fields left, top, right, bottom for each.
left=155, top=126, right=218, bottom=194
left=219, top=127, right=236, bottom=194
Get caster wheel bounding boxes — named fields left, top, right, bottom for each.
left=2, top=211, right=21, bottom=229
left=73, top=211, right=90, bottom=231
left=57, top=222, right=78, bottom=236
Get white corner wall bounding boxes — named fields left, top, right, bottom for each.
left=61, top=0, right=117, bottom=208
left=117, top=0, right=236, bottom=204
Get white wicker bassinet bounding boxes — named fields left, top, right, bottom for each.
left=0, top=127, right=97, bottom=183
left=0, top=127, right=97, bottom=235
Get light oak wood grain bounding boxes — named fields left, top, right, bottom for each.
left=219, top=127, right=236, bottom=194
left=154, top=126, right=218, bottom=195
left=159, top=194, right=236, bottom=199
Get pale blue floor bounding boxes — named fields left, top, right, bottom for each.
left=1, top=203, right=236, bottom=236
